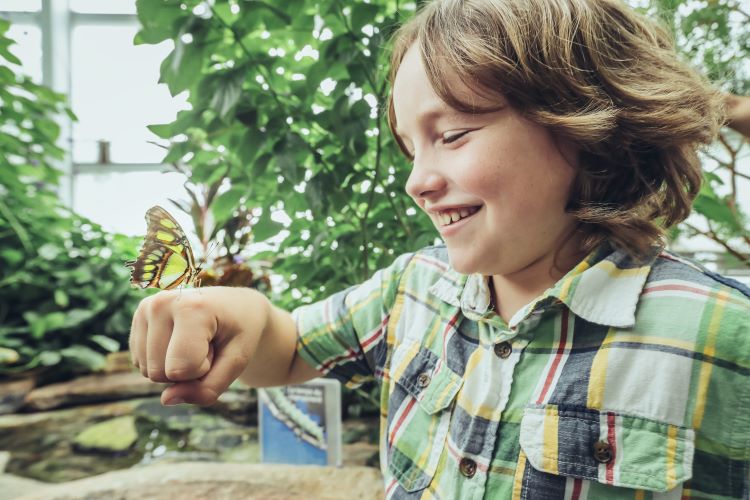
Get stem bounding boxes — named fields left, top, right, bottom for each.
left=717, top=132, right=739, bottom=203
left=377, top=181, right=412, bottom=236
left=684, top=221, right=750, bottom=267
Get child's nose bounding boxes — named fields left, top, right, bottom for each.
left=405, top=155, right=448, bottom=200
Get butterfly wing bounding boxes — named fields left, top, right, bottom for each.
left=126, top=206, right=200, bottom=290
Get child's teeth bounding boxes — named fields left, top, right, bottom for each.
left=437, top=207, right=480, bottom=226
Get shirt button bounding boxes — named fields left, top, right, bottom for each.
left=459, top=457, right=477, bottom=478
left=593, top=441, right=613, bottom=463
left=417, top=372, right=431, bottom=388
left=493, top=341, right=512, bottom=359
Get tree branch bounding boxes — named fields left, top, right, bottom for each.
left=683, top=221, right=750, bottom=267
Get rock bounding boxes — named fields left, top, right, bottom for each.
left=218, top=442, right=260, bottom=463
left=187, top=425, right=255, bottom=452
left=24, top=372, right=166, bottom=411
left=138, top=450, right=219, bottom=467
left=103, top=352, right=135, bottom=374
left=73, top=416, right=138, bottom=454
left=134, top=399, right=225, bottom=432
left=0, top=473, right=50, bottom=500
left=0, top=451, right=9, bottom=473
left=0, top=399, right=150, bottom=483
left=204, top=389, right=258, bottom=425
left=15, top=462, right=384, bottom=500
left=342, top=441, right=379, bottom=468
left=0, top=376, right=36, bottom=415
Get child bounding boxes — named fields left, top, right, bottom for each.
left=129, top=0, right=750, bottom=497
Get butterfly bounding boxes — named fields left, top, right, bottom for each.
left=125, top=205, right=202, bottom=290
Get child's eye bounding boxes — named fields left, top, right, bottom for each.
left=442, top=130, right=471, bottom=145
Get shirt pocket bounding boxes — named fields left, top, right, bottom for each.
left=518, top=404, right=695, bottom=494
left=386, top=343, right=464, bottom=493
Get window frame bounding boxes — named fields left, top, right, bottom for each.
left=0, top=0, right=167, bottom=210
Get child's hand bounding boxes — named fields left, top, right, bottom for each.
left=725, top=93, right=750, bottom=138
left=129, top=287, right=270, bottom=406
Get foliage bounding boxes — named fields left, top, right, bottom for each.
left=165, top=160, right=272, bottom=291
left=0, top=18, right=144, bottom=379
left=136, top=0, right=435, bottom=312
left=138, top=0, right=749, bottom=313
left=649, top=0, right=750, bottom=265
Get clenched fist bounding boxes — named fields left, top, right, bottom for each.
left=130, top=287, right=272, bottom=406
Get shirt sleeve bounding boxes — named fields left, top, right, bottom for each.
left=292, top=252, right=414, bottom=388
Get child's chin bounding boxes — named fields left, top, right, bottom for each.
left=447, top=252, right=481, bottom=275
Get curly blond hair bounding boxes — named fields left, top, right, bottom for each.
left=388, top=0, right=725, bottom=259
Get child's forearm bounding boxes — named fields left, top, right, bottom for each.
left=236, top=300, right=321, bottom=387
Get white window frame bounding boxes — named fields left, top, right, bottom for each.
left=0, top=0, right=166, bottom=209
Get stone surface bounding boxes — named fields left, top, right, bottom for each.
left=103, top=352, right=135, bottom=374
left=0, top=399, right=148, bottom=483
left=342, top=441, right=379, bottom=468
left=73, top=416, right=138, bottom=453
left=24, top=372, right=166, bottom=411
left=0, top=376, right=36, bottom=415
left=13, top=462, right=384, bottom=500
left=0, top=451, right=9, bottom=473
left=0, top=473, right=48, bottom=500
left=204, top=389, right=258, bottom=425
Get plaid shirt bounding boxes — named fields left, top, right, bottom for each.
left=294, top=244, right=750, bottom=499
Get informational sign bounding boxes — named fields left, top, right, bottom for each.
left=258, top=378, right=342, bottom=466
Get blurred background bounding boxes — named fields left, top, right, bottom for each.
left=0, top=0, right=748, bottom=496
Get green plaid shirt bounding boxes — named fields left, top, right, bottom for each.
left=294, top=244, right=750, bottom=499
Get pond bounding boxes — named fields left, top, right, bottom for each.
left=0, top=396, right=260, bottom=483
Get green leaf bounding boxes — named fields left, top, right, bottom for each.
left=210, top=72, right=245, bottom=120
left=135, top=0, right=184, bottom=44
left=0, top=44, right=21, bottom=66
left=38, top=351, right=62, bottom=367
left=693, top=194, right=742, bottom=232
left=351, top=4, right=380, bottom=32
left=252, top=210, right=284, bottom=241
left=159, top=19, right=210, bottom=95
left=90, top=335, right=121, bottom=353
left=60, top=346, right=107, bottom=371
left=0, top=347, right=19, bottom=365
left=147, top=123, right=174, bottom=139
left=54, top=289, right=69, bottom=308
left=212, top=187, right=246, bottom=222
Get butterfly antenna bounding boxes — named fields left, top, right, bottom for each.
left=199, top=240, right=220, bottom=269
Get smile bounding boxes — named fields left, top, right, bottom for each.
left=437, top=206, right=481, bottom=226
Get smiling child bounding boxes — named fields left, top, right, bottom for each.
left=129, top=0, right=750, bottom=498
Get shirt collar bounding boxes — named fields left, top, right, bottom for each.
left=429, top=243, right=660, bottom=329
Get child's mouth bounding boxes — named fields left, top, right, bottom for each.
left=437, top=206, right=481, bottom=227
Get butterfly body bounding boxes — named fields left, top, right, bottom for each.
left=126, top=206, right=201, bottom=290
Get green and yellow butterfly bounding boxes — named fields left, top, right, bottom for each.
left=126, top=205, right=202, bottom=290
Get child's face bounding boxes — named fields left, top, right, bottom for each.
left=392, top=45, right=580, bottom=277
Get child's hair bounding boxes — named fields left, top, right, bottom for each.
left=387, top=0, right=725, bottom=259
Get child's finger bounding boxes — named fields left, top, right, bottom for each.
left=163, top=344, right=248, bottom=406
left=129, top=302, right=148, bottom=375
left=145, top=311, right=173, bottom=383
left=163, top=298, right=214, bottom=381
